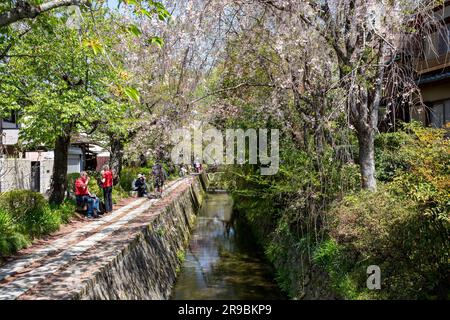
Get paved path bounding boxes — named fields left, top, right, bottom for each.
left=0, top=177, right=189, bottom=300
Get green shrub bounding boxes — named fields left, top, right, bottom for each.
left=0, top=190, right=78, bottom=258
left=0, top=190, right=47, bottom=223
left=0, top=190, right=61, bottom=238
left=119, top=167, right=151, bottom=191
left=19, top=206, right=61, bottom=237
left=312, top=238, right=360, bottom=299
left=313, top=238, right=339, bottom=267
left=329, top=186, right=449, bottom=299
left=388, top=124, right=449, bottom=220
left=119, top=167, right=136, bottom=191
left=0, top=232, right=29, bottom=257
left=0, top=209, right=30, bottom=257
left=0, top=209, right=14, bottom=235
left=86, top=175, right=101, bottom=197
left=112, top=186, right=129, bottom=204
left=375, top=130, right=412, bottom=182
left=50, top=200, right=76, bottom=224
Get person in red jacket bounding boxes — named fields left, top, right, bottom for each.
left=75, top=171, right=100, bottom=219
left=101, top=165, right=114, bottom=213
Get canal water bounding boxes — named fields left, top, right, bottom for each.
left=171, top=193, right=284, bottom=300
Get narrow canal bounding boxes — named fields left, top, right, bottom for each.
left=171, top=192, right=284, bottom=300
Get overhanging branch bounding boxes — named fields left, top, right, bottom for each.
left=188, top=82, right=277, bottom=105
left=0, top=0, right=90, bottom=28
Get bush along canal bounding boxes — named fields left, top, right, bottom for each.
left=171, top=192, right=285, bottom=300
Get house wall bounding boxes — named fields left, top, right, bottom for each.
left=68, top=154, right=82, bottom=174
left=420, top=81, right=450, bottom=102
left=412, top=80, right=450, bottom=127
left=0, top=158, right=31, bottom=192
left=40, top=159, right=54, bottom=195
left=67, top=147, right=83, bottom=174
left=25, top=148, right=83, bottom=194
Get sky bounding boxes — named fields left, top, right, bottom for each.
left=106, top=0, right=120, bottom=9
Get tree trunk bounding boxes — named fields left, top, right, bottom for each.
left=357, top=127, right=376, bottom=191
left=110, top=135, right=124, bottom=185
left=355, top=51, right=384, bottom=191
left=49, top=134, right=70, bottom=205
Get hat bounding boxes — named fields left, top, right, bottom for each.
left=137, top=174, right=143, bottom=178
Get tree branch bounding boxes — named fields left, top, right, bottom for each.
left=0, top=0, right=90, bottom=28
left=188, top=82, right=276, bottom=105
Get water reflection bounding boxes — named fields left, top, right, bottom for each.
left=171, top=193, right=284, bottom=300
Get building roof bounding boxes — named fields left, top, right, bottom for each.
left=70, top=133, right=93, bottom=145
left=416, top=70, right=450, bottom=85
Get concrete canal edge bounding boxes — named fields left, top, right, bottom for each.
left=72, top=174, right=207, bottom=300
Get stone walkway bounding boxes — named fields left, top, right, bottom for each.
left=0, top=177, right=190, bottom=300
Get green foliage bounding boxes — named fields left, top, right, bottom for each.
left=117, top=0, right=171, bottom=22
left=176, top=249, right=186, bottom=264
left=119, top=167, right=151, bottom=191
left=0, top=209, right=28, bottom=257
left=0, top=190, right=47, bottom=224
left=312, top=239, right=359, bottom=299
left=0, top=230, right=29, bottom=258
left=313, top=238, right=340, bottom=267
left=0, top=209, right=14, bottom=235
left=251, top=121, right=449, bottom=298
left=12, top=18, right=122, bottom=148
left=330, top=183, right=449, bottom=299
left=314, top=125, right=449, bottom=299
left=148, top=36, right=164, bottom=47
left=0, top=190, right=60, bottom=237
left=387, top=123, right=450, bottom=222
left=112, top=186, right=129, bottom=204
left=50, top=200, right=76, bottom=224
left=375, top=129, right=412, bottom=182
left=23, top=206, right=61, bottom=238
left=226, top=118, right=449, bottom=299
left=86, top=171, right=102, bottom=196
left=124, top=86, right=140, bottom=102
left=0, top=191, right=71, bottom=257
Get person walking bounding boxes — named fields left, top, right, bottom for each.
left=152, top=162, right=166, bottom=196
left=101, top=164, right=114, bottom=213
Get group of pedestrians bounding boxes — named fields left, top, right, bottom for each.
left=132, top=162, right=167, bottom=198
left=74, top=165, right=113, bottom=219
left=74, top=160, right=195, bottom=219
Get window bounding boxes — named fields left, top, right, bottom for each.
left=430, top=100, right=450, bottom=128
left=437, top=24, right=450, bottom=56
